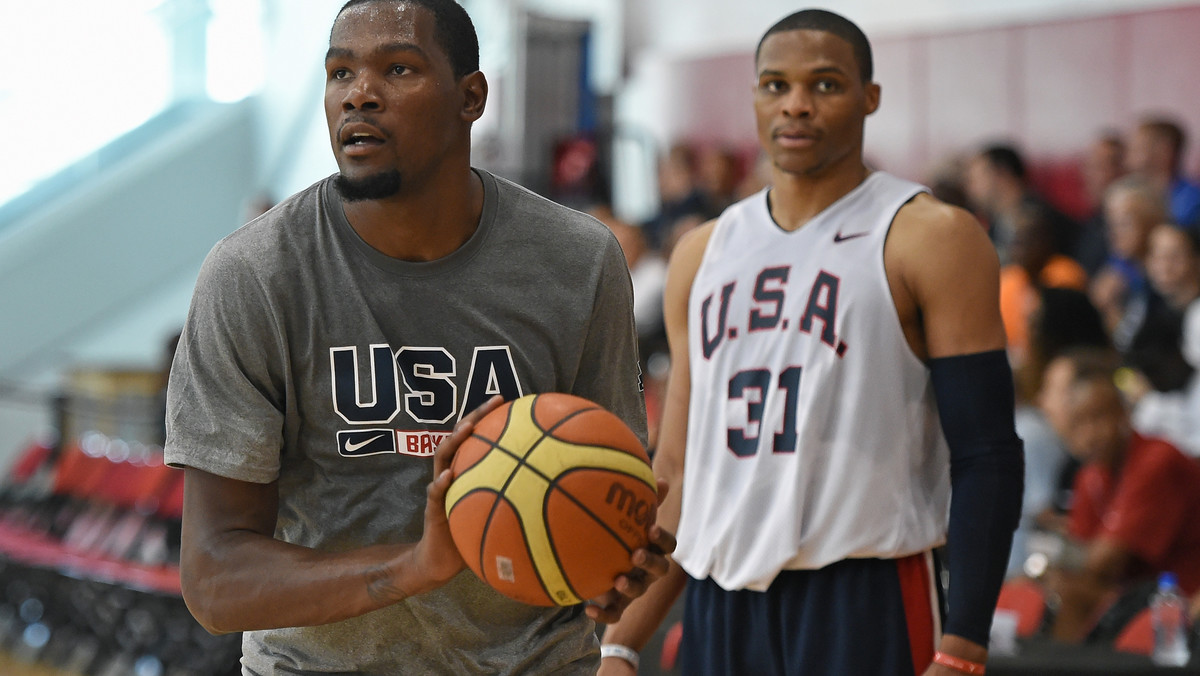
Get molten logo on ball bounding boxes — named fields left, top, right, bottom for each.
left=606, top=482, right=653, bottom=539
left=445, top=393, right=656, bottom=606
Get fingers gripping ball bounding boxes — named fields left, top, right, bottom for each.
left=445, top=393, right=656, bottom=606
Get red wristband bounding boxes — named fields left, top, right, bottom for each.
left=933, top=651, right=986, bottom=675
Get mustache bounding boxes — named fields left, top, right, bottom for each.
left=337, top=116, right=391, bottom=140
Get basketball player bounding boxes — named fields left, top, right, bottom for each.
left=164, top=1, right=673, bottom=673
left=599, top=9, right=1023, bottom=676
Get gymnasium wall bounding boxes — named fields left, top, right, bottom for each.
left=630, top=5, right=1200, bottom=207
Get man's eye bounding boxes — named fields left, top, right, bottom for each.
left=391, top=65, right=409, bottom=75
left=816, top=80, right=840, bottom=93
left=330, top=68, right=350, bottom=80
left=763, top=80, right=785, bottom=93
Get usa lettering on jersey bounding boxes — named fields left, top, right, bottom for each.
left=329, top=344, right=523, bottom=457
left=699, top=267, right=849, bottom=361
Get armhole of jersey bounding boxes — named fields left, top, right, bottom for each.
left=879, top=189, right=931, bottom=369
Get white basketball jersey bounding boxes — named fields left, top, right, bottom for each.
left=673, top=172, right=951, bottom=591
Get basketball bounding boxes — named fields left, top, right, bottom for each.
left=445, top=393, right=657, bottom=606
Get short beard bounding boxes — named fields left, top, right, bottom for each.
left=334, top=170, right=403, bottom=202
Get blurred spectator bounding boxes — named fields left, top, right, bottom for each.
left=734, top=150, right=772, bottom=201
left=589, top=205, right=668, bottom=356
left=695, top=145, right=742, bottom=216
left=1127, top=224, right=1200, bottom=457
left=643, top=142, right=711, bottom=250
left=1089, top=175, right=1169, bottom=349
left=1074, top=132, right=1126, bottom=275
left=965, top=143, right=1079, bottom=264
left=1000, top=202, right=1089, bottom=368
left=1126, top=116, right=1200, bottom=230
left=926, top=154, right=973, bottom=211
left=659, top=211, right=708, bottom=262
left=1007, top=289, right=1110, bottom=579
left=1145, top=223, right=1200, bottom=313
left=1043, top=359, right=1200, bottom=642
left=1121, top=223, right=1196, bottom=395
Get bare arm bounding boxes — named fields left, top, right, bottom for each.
left=179, top=396, right=502, bottom=634
left=889, top=196, right=1016, bottom=672
left=1049, top=537, right=1131, bottom=642
left=598, top=222, right=715, bottom=674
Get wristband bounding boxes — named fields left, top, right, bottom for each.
left=600, top=644, right=640, bottom=669
left=933, top=651, right=986, bottom=675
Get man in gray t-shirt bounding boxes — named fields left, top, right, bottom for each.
left=165, top=1, right=673, bottom=673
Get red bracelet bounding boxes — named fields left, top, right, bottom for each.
left=933, top=651, right=986, bottom=675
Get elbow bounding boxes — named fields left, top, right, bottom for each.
left=180, top=550, right=239, bottom=635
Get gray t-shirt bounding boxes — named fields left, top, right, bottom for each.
left=165, top=169, right=646, bottom=675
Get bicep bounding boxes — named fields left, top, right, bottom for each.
left=904, top=207, right=1006, bottom=359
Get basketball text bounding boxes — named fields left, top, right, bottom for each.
left=606, top=481, right=652, bottom=539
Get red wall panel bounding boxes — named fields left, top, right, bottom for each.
left=1018, top=16, right=1125, bottom=157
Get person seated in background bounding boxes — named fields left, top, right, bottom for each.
left=643, top=142, right=712, bottom=250
left=964, top=143, right=1079, bottom=265
left=1126, top=223, right=1200, bottom=457
left=1007, top=288, right=1110, bottom=579
left=694, top=145, right=742, bottom=216
left=1000, top=202, right=1089, bottom=369
left=1040, top=353, right=1200, bottom=643
left=1126, top=116, right=1200, bottom=230
left=1090, top=175, right=1170, bottom=350
left=1074, top=132, right=1126, bottom=276
left=590, top=205, right=669, bottom=359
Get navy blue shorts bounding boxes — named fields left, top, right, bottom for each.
left=680, top=552, right=942, bottom=676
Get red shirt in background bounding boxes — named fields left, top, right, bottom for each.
left=1069, top=433, right=1200, bottom=595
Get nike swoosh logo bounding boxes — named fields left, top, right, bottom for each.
left=344, top=434, right=386, bottom=453
left=833, top=231, right=870, bottom=243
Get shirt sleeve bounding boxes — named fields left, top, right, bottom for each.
left=570, top=233, right=649, bottom=448
left=164, top=238, right=286, bottom=484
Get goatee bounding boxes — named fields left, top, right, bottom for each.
left=335, top=170, right=403, bottom=202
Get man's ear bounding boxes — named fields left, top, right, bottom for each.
left=461, top=71, right=488, bottom=122
left=865, top=82, right=881, bottom=116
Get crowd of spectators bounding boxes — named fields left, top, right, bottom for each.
left=588, top=113, right=1200, bottom=652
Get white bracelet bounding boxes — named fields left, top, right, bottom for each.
left=600, top=644, right=640, bottom=669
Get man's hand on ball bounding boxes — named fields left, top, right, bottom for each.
left=586, top=478, right=677, bottom=623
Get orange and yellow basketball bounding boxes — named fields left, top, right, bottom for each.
left=445, top=393, right=657, bottom=606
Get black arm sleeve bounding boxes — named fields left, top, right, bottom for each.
left=928, top=350, right=1025, bottom=646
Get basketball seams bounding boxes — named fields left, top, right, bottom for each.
left=477, top=395, right=580, bottom=605
left=531, top=392, right=602, bottom=436
left=474, top=423, right=560, bottom=603
left=478, top=494, right=557, bottom=605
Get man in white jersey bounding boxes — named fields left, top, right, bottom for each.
left=600, top=9, right=1023, bottom=676
left=165, top=1, right=674, bottom=673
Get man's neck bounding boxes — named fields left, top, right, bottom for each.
left=767, top=163, right=870, bottom=232
left=341, top=169, right=484, bottom=262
